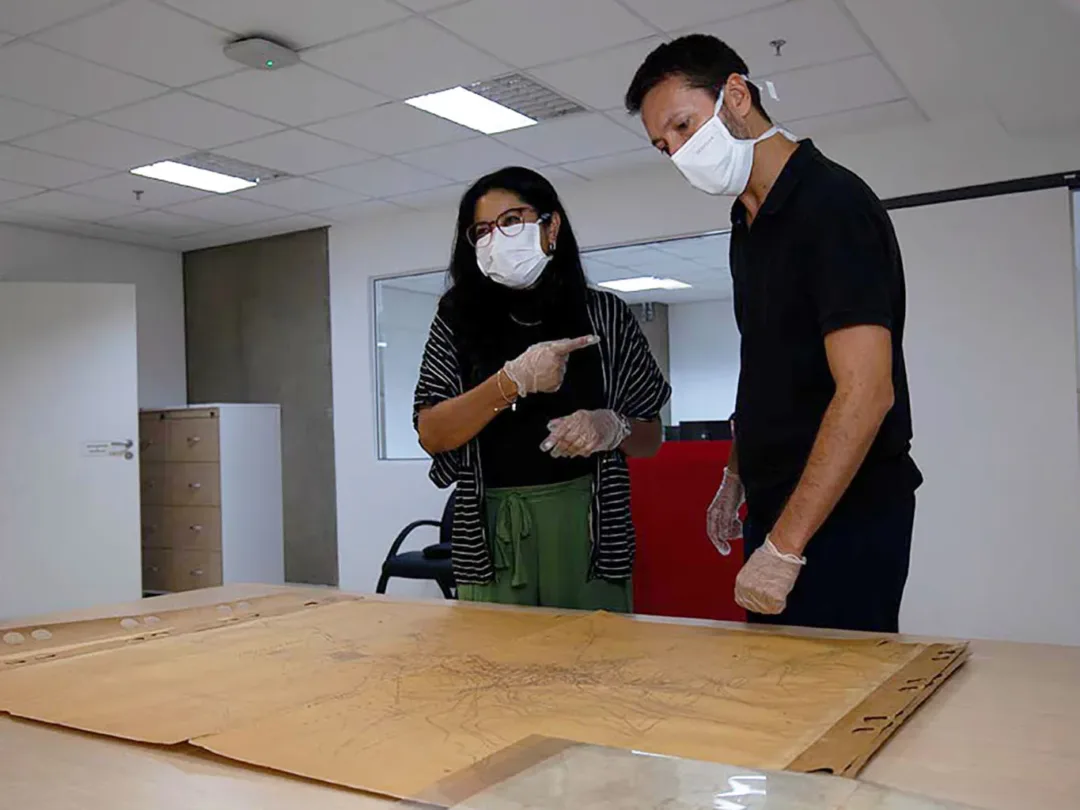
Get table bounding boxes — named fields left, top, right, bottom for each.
left=1, top=585, right=1077, bottom=810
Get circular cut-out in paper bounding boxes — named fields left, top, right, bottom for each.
left=30, top=629, right=53, bottom=641
left=3, top=632, right=26, bottom=646
left=120, top=618, right=140, bottom=630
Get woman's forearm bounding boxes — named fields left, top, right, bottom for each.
left=620, top=418, right=663, bottom=458
left=418, top=370, right=517, bottom=455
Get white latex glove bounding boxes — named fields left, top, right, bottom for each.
left=541, top=409, right=631, bottom=458
left=706, top=469, right=744, bottom=556
left=503, top=335, right=599, bottom=396
left=734, top=538, right=806, bottom=615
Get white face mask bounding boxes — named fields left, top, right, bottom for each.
left=476, top=222, right=552, bottom=289
left=671, top=90, right=789, bottom=197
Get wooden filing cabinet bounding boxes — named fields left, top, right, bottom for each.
left=138, top=404, right=284, bottom=593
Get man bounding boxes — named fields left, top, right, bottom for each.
left=625, top=35, right=922, bottom=633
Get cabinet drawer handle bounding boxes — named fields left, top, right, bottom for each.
left=187, top=436, right=202, bottom=446
left=148, top=565, right=160, bottom=573
left=140, top=440, right=153, bottom=450
left=191, top=568, right=204, bottom=577
left=189, top=524, right=204, bottom=533
left=188, top=482, right=202, bottom=491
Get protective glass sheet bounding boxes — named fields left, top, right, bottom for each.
left=429, top=740, right=982, bottom=810
left=0, top=600, right=965, bottom=801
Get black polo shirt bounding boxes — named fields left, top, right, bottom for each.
left=731, top=140, right=921, bottom=524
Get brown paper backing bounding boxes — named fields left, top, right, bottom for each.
left=0, top=598, right=966, bottom=801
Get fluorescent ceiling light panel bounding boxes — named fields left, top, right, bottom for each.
left=598, top=277, right=692, bottom=293
left=130, top=161, right=257, bottom=193
left=405, top=87, right=536, bottom=135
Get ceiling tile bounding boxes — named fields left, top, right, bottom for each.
left=532, top=166, right=589, bottom=187
left=103, top=209, right=218, bottom=238
left=398, top=137, right=539, bottom=182
left=35, top=0, right=237, bottom=87
left=64, top=172, right=213, bottom=208
left=218, top=129, right=374, bottom=176
left=97, top=93, right=283, bottom=150
left=313, top=159, right=452, bottom=197
left=0, top=144, right=113, bottom=187
left=602, top=108, right=651, bottom=143
left=619, top=0, right=785, bottom=32
left=304, top=18, right=508, bottom=99
left=432, top=0, right=654, bottom=67
left=0, top=178, right=44, bottom=204
left=0, top=0, right=115, bottom=36
left=496, top=113, right=643, bottom=164
left=307, top=103, right=475, bottom=155
left=159, top=0, right=410, bottom=49
left=236, top=178, right=365, bottom=212
left=52, top=220, right=170, bottom=248
left=318, top=199, right=405, bottom=223
left=529, top=37, right=664, bottom=110
left=766, top=55, right=907, bottom=122
left=4, top=190, right=142, bottom=221
left=15, top=121, right=185, bottom=170
left=189, top=64, right=385, bottom=126
left=395, top=0, right=460, bottom=9
left=559, top=148, right=666, bottom=180
left=166, top=195, right=291, bottom=226
left=0, top=208, right=72, bottom=231
left=0, top=32, right=13, bottom=46
left=389, top=184, right=467, bottom=211
left=786, top=98, right=924, bottom=137
left=696, top=0, right=872, bottom=77
left=0, top=42, right=164, bottom=116
left=0, top=97, right=73, bottom=142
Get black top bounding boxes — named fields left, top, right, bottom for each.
left=478, top=316, right=601, bottom=488
left=730, top=140, right=922, bottom=524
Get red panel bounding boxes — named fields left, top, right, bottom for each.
left=629, top=441, right=746, bottom=622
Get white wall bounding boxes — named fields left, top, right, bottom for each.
left=329, top=112, right=1080, bottom=633
left=0, top=224, right=185, bottom=408
left=896, top=188, right=1080, bottom=645
left=668, top=301, right=740, bottom=425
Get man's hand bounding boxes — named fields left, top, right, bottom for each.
left=706, top=469, right=743, bottom=556
left=734, top=539, right=806, bottom=615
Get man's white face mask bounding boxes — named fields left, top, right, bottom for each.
left=476, top=222, right=552, bottom=289
left=671, top=90, right=792, bottom=197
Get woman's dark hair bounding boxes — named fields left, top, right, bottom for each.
left=440, top=166, right=592, bottom=384
left=625, top=34, right=771, bottom=123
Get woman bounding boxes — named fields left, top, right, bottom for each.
left=414, top=167, right=670, bottom=611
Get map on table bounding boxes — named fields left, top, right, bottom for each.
left=0, top=595, right=966, bottom=801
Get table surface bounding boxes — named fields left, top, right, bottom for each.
left=1, top=585, right=1077, bottom=810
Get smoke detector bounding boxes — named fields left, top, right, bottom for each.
left=224, top=37, right=300, bottom=71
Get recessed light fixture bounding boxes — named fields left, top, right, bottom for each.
left=599, top=277, right=692, bottom=293
left=405, top=87, right=536, bottom=135
left=131, top=161, right=257, bottom=194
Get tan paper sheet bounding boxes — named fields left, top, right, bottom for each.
left=0, top=600, right=966, bottom=801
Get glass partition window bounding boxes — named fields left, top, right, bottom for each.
left=374, top=232, right=738, bottom=460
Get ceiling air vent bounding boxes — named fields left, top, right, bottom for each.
left=467, top=74, right=586, bottom=122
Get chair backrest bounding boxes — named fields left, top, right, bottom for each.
left=439, top=491, right=456, bottom=546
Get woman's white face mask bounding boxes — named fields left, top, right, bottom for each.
left=671, top=90, right=790, bottom=197
left=476, top=222, right=552, bottom=289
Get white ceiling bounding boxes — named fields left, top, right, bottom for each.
left=382, top=231, right=733, bottom=305
left=0, top=0, right=1075, bottom=252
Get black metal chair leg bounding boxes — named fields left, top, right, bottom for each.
left=436, top=578, right=455, bottom=600
left=376, top=573, right=390, bottom=594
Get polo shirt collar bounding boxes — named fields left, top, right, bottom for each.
left=730, top=138, right=817, bottom=227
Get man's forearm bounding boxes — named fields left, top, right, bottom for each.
left=768, top=387, right=891, bottom=555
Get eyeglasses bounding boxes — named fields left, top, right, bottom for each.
left=467, top=206, right=550, bottom=248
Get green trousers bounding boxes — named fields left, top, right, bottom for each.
left=458, top=476, right=632, bottom=612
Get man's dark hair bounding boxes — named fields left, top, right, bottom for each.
left=624, top=34, right=771, bottom=122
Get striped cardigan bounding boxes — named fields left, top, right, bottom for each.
left=413, top=289, right=671, bottom=585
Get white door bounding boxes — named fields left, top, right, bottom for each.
left=0, top=282, right=141, bottom=620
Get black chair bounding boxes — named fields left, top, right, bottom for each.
left=376, top=493, right=456, bottom=599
